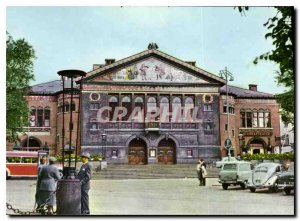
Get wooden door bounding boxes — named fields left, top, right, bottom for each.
left=128, top=146, right=146, bottom=165
left=158, top=146, right=175, bottom=164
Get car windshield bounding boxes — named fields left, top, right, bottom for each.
left=255, top=166, right=268, bottom=173
left=223, top=164, right=237, bottom=170
left=223, top=157, right=236, bottom=162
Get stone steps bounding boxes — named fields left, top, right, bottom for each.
left=91, top=164, right=220, bottom=180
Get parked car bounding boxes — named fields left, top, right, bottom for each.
left=216, top=157, right=237, bottom=168
left=247, top=162, right=284, bottom=193
left=218, top=161, right=252, bottom=190
left=278, top=162, right=294, bottom=195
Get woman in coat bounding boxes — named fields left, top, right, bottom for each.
left=36, top=157, right=61, bottom=215
left=196, top=159, right=207, bottom=186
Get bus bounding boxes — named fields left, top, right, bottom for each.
left=6, top=150, right=62, bottom=179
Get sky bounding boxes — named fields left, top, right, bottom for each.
left=5, top=6, right=289, bottom=94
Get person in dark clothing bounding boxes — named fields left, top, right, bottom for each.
left=77, top=152, right=92, bottom=215
left=196, top=159, right=207, bottom=186
left=36, top=157, right=61, bottom=214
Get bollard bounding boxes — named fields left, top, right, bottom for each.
left=57, top=179, right=81, bottom=215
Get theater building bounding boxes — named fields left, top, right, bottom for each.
left=11, top=45, right=281, bottom=164
left=80, top=47, right=226, bottom=164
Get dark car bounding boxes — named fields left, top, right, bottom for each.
left=278, top=162, right=294, bottom=195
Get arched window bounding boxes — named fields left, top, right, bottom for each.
left=240, top=109, right=246, bottom=127
left=133, top=96, right=144, bottom=122
left=264, top=111, right=271, bottom=127
left=44, top=107, right=50, bottom=127
left=64, top=102, right=70, bottom=112
left=172, top=97, right=182, bottom=122
left=184, top=96, right=194, bottom=122
left=109, top=95, right=118, bottom=121
left=252, top=109, right=258, bottom=128
left=160, top=96, right=169, bottom=122
left=121, top=95, right=131, bottom=121
left=147, top=96, right=157, bottom=121
left=29, top=107, right=36, bottom=127
left=37, top=106, right=43, bottom=127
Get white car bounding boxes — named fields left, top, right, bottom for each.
left=216, top=157, right=237, bottom=168
left=247, top=162, right=283, bottom=193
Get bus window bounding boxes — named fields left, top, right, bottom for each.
left=7, top=157, right=21, bottom=163
left=32, top=157, right=38, bottom=163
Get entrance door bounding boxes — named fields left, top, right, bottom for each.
left=158, top=138, right=176, bottom=164
left=128, top=139, right=147, bottom=165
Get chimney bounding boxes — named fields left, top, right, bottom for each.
left=105, top=59, right=115, bottom=65
left=186, top=61, right=196, bottom=66
left=93, top=64, right=104, bottom=70
left=249, top=84, right=257, bottom=92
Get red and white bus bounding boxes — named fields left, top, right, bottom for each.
left=6, top=150, right=62, bottom=179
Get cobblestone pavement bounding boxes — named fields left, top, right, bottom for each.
left=6, top=178, right=294, bottom=216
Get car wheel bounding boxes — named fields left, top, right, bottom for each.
left=284, top=188, right=291, bottom=195
left=240, top=183, right=246, bottom=189
left=250, top=188, right=256, bottom=193
left=222, top=184, right=228, bottom=190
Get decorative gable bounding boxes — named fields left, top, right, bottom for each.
left=92, top=57, right=209, bottom=83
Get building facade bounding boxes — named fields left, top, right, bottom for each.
left=10, top=45, right=281, bottom=164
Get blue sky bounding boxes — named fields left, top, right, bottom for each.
left=6, top=6, right=288, bottom=94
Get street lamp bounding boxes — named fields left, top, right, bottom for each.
left=219, top=67, right=234, bottom=158
left=56, top=69, right=86, bottom=215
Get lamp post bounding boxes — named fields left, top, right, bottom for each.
left=100, top=133, right=107, bottom=170
left=56, top=69, right=86, bottom=215
left=101, top=134, right=107, bottom=160
left=219, top=67, right=234, bottom=158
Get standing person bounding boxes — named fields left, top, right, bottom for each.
left=36, top=154, right=48, bottom=212
left=77, top=152, right=92, bottom=215
left=196, top=159, right=207, bottom=186
left=36, top=157, right=61, bottom=215
left=38, top=155, right=48, bottom=174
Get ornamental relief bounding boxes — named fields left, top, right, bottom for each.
left=96, top=57, right=209, bottom=83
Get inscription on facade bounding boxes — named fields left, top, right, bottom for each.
left=240, top=129, right=273, bottom=136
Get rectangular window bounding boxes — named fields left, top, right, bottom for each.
left=225, top=123, right=228, bottom=131
left=252, top=112, right=258, bottom=127
left=90, top=103, right=99, bottom=110
left=265, top=112, right=271, bottom=127
left=187, top=150, right=193, bottom=157
left=44, top=109, right=50, bottom=127
left=112, top=150, right=118, bottom=158
left=204, top=104, right=212, bottom=111
left=37, top=108, right=43, bottom=127
left=232, top=129, right=235, bottom=137
left=91, top=123, right=98, bottom=130
left=258, top=112, right=264, bottom=127
left=204, top=122, right=213, bottom=135
left=240, top=112, right=246, bottom=127
left=246, top=112, right=252, bottom=127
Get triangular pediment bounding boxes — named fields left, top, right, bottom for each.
left=84, top=49, right=226, bottom=85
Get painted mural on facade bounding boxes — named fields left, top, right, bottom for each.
left=101, top=57, right=208, bottom=83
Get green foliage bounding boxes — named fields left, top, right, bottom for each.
left=6, top=33, right=36, bottom=141
left=236, top=7, right=294, bottom=125
left=241, top=152, right=294, bottom=161
left=254, top=7, right=294, bottom=125
left=55, top=154, right=102, bottom=162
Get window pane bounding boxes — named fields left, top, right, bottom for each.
left=246, top=112, right=252, bottom=127
left=240, top=112, right=245, bottom=127
left=37, top=107, right=43, bottom=127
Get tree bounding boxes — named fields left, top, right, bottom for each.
left=6, top=33, right=36, bottom=142
left=236, top=7, right=294, bottom=125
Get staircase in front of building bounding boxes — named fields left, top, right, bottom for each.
left=92, top=164, right=220, bottom=180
